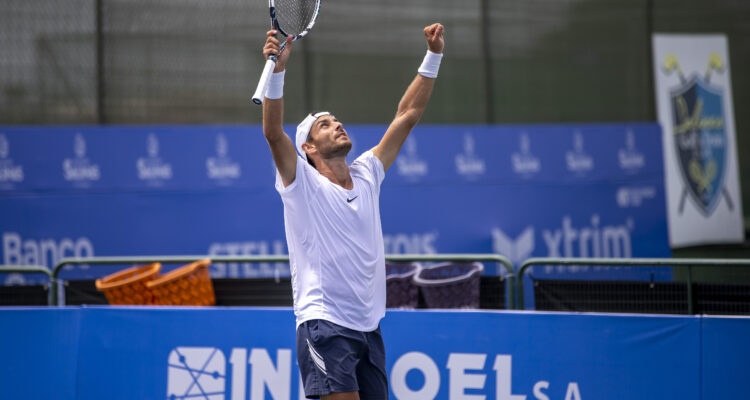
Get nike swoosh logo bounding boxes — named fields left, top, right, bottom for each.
left=347, top=196, right=358, bottom=203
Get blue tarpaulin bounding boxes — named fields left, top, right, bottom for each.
left=1, top=307, right=745, bottom=399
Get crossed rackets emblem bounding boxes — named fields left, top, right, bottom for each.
left=662, top=52, right=734, bottom=216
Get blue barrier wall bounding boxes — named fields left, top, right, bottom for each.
left=2, top=307, right=746, bottom=400
left=701, top=316, right=750, bottom=399
left=0, top=124, right=669, bottom=284
left=0, top=308, right=81, bottom=399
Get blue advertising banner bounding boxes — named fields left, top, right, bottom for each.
left=701, top=316, right=750, bottom=399
left=0, top=124, right=670, bottom=284
left=3, top=307, right=745, bottom=400
left=0, top=308, right=81, bottom=400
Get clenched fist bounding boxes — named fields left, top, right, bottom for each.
left=424, top=23, right=445, bottom=54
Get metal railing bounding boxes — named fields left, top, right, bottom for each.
left=7, top=256, right=750, bottom=313
left=50, top=254, right=515, bottom=307
left=517, top=257, right=750, bottom=313
left=51, top=255, right=289, bottom=306
left=0, top=265, right=54, bottom=305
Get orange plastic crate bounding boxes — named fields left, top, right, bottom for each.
left=146, top=259, right=215, bottom=306
left=95, top=263, right=161, bottom=305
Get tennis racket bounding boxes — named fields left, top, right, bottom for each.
left=251, top=0, right=321, bottom=105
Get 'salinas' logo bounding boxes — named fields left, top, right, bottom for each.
left=396, top=136, right=427, bottom=179
left=0, top=134, right=24, bottom=185
left=618, top=130, right=645, bottom=171
left=511, top=132, right=540, bottom=175
left=62, top=133, right=101, bottom=184
left=206, top=133, right=241, bottom=183
left=455, top=132, right=485, bottom=178
left=565, top=131, right=593, bottom=173
left=663, top=53, right=733, bottom=216
left=136, top=133, right=173, bottom=183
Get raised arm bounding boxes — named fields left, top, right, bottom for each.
left=371, top=23, right=445, bottom=171
left=262, top=30, right=298, bottom=187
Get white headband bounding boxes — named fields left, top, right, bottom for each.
left=296, top=111, right=331, bottom=160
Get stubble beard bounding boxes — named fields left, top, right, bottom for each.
left=321, top=140, right=352, bottom=160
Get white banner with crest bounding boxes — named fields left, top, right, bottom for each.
left=653, top=34, right=744, bottom=247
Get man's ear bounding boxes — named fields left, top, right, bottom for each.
left=301, top=142, right=315, bottom=156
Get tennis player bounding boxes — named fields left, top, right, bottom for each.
left=260, top=23, right=444, bottom=400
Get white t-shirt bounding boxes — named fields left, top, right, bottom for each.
left=275, top=151, right=386, bottom=332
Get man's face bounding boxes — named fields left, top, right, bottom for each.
left=307, top=115, right=352, bottom=159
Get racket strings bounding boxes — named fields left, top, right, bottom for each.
left=275, top=0, right=318, bottom=37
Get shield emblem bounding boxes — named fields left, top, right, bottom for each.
left=670, top=75, right=726, bottom=216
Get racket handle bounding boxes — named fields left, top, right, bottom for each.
left=251, top=59, right=278, bottom=105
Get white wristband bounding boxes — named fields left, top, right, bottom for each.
left=265, top=70, right=285, bottom=99
left=418, top=50, right=443, bottom=78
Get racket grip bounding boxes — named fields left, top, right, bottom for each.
left=251, top=59, right=278, bottom=105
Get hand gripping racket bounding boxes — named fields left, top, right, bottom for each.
left=251, top=0, right=321, bottom=105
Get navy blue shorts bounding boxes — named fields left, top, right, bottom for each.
left=296, top=319, right=388, bottom=399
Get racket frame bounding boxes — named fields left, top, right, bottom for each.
left=251, top=0, right=321, bottom=105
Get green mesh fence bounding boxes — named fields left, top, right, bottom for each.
left=1, top=0, right=748, bottom=218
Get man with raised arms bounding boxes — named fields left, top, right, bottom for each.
left=260, top=23, right=445, bottom=400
